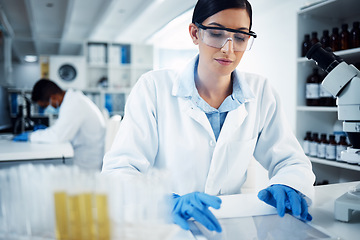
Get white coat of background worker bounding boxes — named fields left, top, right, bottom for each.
left=14, top=79, right=106, bottom=171
left=102, top=0, right=315, bottom=232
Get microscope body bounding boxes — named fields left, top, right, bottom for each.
left=306, top=43, right=360, bottom=222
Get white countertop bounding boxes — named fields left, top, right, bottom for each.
left=310, top=181, right=360, bottom=240
left=0, top=134, right=74, bottom=161
left=173, top=181, right=360, bottom=240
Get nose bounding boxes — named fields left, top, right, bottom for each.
left=221, top=38, right=234, bottom=53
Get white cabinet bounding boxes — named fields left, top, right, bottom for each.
left=85, top=42, right=153, bottom=116
left=296, top=0, right=360, bottom=184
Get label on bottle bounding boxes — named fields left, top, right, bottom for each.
left=319, top=85, right=332, bottom=97
left=309, top=142, right=318, bottom=157
left=317, top=143, right=326, bottom=158
left=303, top=140, right=310, bottom=155
left=306, top=84, right=320, bottom=99
left=336, top=145, right=347, bottom=161
left=326, top=144, right=336, bottom=160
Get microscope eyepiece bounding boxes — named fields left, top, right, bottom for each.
left=306, top=43, right=341, bottom=73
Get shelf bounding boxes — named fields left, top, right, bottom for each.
left=298, top=0, right=359, bottom=19
left=309, top=157, right=360, bottom=171
left=87, top=63, right=108, bottom=68
left=297, top=106, right=337, bottom=112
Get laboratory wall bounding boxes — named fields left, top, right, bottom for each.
left=239, top=1, right=306, bottom=132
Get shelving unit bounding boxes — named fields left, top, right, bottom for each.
left=296, top=0, right=360, bottom=184
left=84, top=42, right=154, bottom=116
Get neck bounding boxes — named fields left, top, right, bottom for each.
left=196, top=63, right=232, bottom=109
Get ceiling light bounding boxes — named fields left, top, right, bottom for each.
left=24, top=55, right=38, bottom=63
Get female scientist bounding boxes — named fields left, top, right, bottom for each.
left=102, top=0, right=315, bottom=232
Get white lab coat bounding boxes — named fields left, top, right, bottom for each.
left=30, top=89, right=106, bottom=170
left=102, top=56, right=315, bottom=202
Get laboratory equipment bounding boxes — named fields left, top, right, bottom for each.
left=334, top=183, right=360, bottom=222
left=13, top=94, right=34, bottom=134
left=0, top=86, right=12, bottom=132
left=306, top=42, right=360, bottom=222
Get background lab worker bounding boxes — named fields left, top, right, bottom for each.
left=102, top=0, right=315, bottom=232
left=14, top=79, right=106, bottom=171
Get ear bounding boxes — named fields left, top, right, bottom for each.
left=189, top=23, right=199, bottom=45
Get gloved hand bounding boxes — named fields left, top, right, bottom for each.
left=172, top=192, right=222, bottom=232
left=258, top=184, right=312, bottom=221
left=13, top=132, right=29, bottom=142
left=33, top=124, right=47, bottom=131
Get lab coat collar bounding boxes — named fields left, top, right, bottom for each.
left=172, top=54, right=255, bottom=103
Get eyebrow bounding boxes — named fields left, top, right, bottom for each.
left=208, top=22, right=249, bottom=31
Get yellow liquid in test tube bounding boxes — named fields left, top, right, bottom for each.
left=54, top=192, right=69, bottom=240
left=96, top=194, right=110, bottom=240
left=79, top=193, right=96, bottom=240
left=68, top=194, right=82, bottom=240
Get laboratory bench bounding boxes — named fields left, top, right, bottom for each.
left=0, top=134, right=74, bottom=168
left=173, top=181, right=360, bottom=240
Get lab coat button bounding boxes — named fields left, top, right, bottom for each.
left=209, top=140, right=215, bottom=147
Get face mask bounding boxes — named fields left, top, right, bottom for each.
left=44, top=105, right=59, bottom=115
left=44, top=98, right=60, bottom=115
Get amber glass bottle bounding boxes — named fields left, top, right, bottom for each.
left=336, top=135, right=348, bottom=162
left=326, top=134, right=336, bottom=160
left=301, top=34, right=311, bottom=57
left=303, top=131, right=312, bottom=156
left=310, top=133, right=320, bottom=157
left=306, top=68, right=321, bottom=106
left=330, top=27, right=340, bottom=51
left=350, top=21, right=360, bottom=48
left=317, top=134, right=328, bottom=159
left=320, top=30, right=330, bottom=49
left=340, top=24, right=350, bottom=50
left=311, top=32, right=319, bottom=46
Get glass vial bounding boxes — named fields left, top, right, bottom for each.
left=306, top=68, right=321, bottom=106
left=301, top=34, right=311, bottom=57
left=330, top=27, right=340, bottom=52
left=326, top=134, right=336, bottom=160
left=350, top=21, right=360, bottom=49
left=317, top=134, right=328, bottom=159
left=310, top=133, right=319, bottom=157
left=320, top=30, right=330, bottom=49
left=340, top=24, right=350, bottom=50
left=303, top=131, right=312, bottom=155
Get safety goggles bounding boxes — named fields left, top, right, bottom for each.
left=195, top=22, right=257, bottom=51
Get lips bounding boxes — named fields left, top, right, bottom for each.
left=215, top=58, right=233, bottom=66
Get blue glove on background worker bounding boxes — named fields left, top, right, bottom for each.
left=258, top=184, right=312, bottom=221
left=172, top=192, right=222, bottom=232
left=33, top=124, right=47, bottom=131
left=13, top=124, right=47, bottom=142
left=13, top=132, right=29, bottom=141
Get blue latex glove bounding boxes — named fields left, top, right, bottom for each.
left=258, top=184, right=312, bottom=221
left=13, top=132, right=29, bottom=142
left=33, top=124, right=47, bottom=131
left=172, top=192, right=222, bottom=232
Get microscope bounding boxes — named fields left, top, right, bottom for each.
left=13, top=94, right=34, bottom=134
left=306, top=42, right=360, bottom=222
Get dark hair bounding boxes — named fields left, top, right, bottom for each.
left=31, top=79, right=63, bottom=102
left=192, top=0, right=253, bottom=30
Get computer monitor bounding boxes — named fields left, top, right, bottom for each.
left=0, top=86, right=12, bottom=132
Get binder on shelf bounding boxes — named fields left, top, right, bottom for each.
left=88, top=43, right=107, bottom=65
